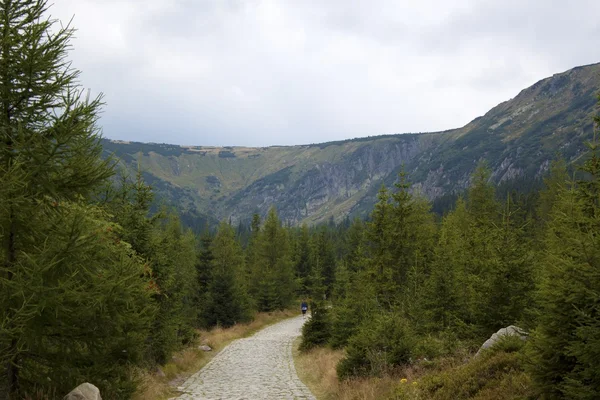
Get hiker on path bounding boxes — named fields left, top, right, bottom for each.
left=301, top=300, right=308, bottom=318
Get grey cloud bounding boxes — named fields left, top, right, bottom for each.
left=50, top=0, right=600, bottom=146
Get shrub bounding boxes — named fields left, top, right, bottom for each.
left=300, top=302, right=331, bottom=351
left=337, top=312, right=415, bottom=379
left=414, top=349, right=534, bottom=400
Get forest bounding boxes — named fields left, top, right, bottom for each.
left=1, top=1, right=599, bottom=399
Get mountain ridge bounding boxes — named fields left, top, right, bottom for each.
left=103, top=62, right=600, bottom=226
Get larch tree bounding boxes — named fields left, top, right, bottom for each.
left=0, top=1, right=153, bottom=397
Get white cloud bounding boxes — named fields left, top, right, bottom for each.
left=49, top=0, right=600, bottom=146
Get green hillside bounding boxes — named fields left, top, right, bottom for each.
left=103, top=62, right=600, bottom=226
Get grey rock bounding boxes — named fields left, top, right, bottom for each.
left=63, top=383, right=102, bottom=400
left=198, top=345, right=212, bottom=352
left=475, top=325, right=528, bottom=357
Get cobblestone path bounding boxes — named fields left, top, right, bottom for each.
left=171, top=315, right=315, bottom=400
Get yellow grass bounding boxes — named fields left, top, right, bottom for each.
left=293, top=339, right=534, bottom=400
left=293, top=340, right=399, bottom=400
left=134, top=309, right=298, bottom=400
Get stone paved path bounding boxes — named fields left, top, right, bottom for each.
left=171, top=315, right=316, bottom=400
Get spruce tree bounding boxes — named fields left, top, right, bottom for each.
left=147, top=215, right=197, bottom=364
left=343, top=218, right=366, bottom=273
left=528, top=111, right=600, bottom=399
left=203, top=222, right=252, bottom=328
left=424, top=198, right=469, bottom=331
left=483, top=195, right=534, bottom=330
left=293, top=223, right=312, bottom=296
left=195, top=228, right=214, bottom=327
left=389, top=171, right=436, bottom=321
left=365, top=185, right=395, bottom=309
left=311, top=226, right=336, bottom=297
left=249, top=207, right=295, bottom=311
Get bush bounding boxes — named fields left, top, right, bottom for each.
left=488, top=334, right=526, bottom=355
left=300, top=302, right=331, bottom=351
left=329, top=303, right=360, bottom=349
left=413, top=332, right=460, bottom=360
left=414, top=349, right=533, bottom=400
left=337, top=312, right=415, bottom=379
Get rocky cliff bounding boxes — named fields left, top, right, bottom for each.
left=103, top=62, right=600, bottom=226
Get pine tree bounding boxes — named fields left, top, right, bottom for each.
left=389, top=171, right=436, bottom=321
left=483, top=195, right=534, bottom=331
left=111, top=169, right=155, bottom=256
left=0, top=1, right=154, bottom=397
left=300, top=260, right=331, bottom=350
left=147, top=214, right=197, bottom=364
left=529, top=112, right=600, bottom=399
left=365, top=185, right=396, bottom=309
left=424, top=198, right=469, bottom=331
left=249, top=208, right=295, bottom=311
left=537, top=158, right=569, bottom=230
left=203, top=222, right=252, bottom=328
left=293, top=223, right=312, bottom=296
left=195, top=228, right=214, bottom=327
left=311, top=226, right=336, bottom=297
left=463, top=163, right=503, bottom=335
left=343, top=218, right=366, bottom=273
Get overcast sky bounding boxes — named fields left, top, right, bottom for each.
left=50, top=0, right=600, bottom=147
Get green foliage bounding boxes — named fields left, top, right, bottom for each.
left=527, top=132, right=600, bottom=399
left=1, top=204, right=155, bottom=399
left=195, top=230, right=214, bottom=327
left=293, top=224, right=312, bottom=296
left=337, top=312, right=415, bottom=379
left=0, top=1, right=155, bottom=397
left=310, top=227, right=337, bottom=296
left=202, top=222, right=252, bottom=328
left=248, top=207, right=295, bottom=311
left=300, top=302, right=331, bottom=351
left=329, top=269, right=379, bottom=349
left=146, top=215, right=197, bottom=364
left=412, top=348, right=533, bottom=400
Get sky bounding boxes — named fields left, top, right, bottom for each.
left=50, top=0, right=600, bottom=147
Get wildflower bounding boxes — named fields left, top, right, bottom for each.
left=412, top=381, right=417, bottom=385
left=400, top=378, right=408, bottom=384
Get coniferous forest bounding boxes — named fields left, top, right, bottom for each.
left=1, top=1, right=600, bottom=399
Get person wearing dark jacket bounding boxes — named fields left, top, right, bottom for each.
left=301, top=300, right=308, bottom=318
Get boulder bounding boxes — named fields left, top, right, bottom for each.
left=475, top=325, right=527, bottom=357
left=63, top=383, right=102, bottom=400
left=199, top=345, right=212, bottom=352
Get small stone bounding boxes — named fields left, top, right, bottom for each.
left=198, top=345, right=212, bottom=352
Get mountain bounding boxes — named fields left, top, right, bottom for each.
left=103, top=62, right=600, bottom=226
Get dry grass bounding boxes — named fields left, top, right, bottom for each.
left=293, top=338, right=535, bottom=400
left=134, top=309, right=298, bottom=400
left=293, top=340, right=399, bottom=400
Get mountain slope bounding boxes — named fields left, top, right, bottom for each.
left=103, top=62, right=600, bottom=225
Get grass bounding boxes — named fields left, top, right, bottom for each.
left=293, top=336, right=536, bottom=400
left=133, top=309, right=298, bottom=400
left=293, top=339, right=399, bottom=400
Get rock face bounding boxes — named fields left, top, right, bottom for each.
left=103, top=62, right=600, bottom=227
left=63, top=383, right=102, bottom=400
left=475, top=325, right=528, bottom=357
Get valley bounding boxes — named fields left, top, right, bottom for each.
left=104, top=62, right=600, bottom=225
